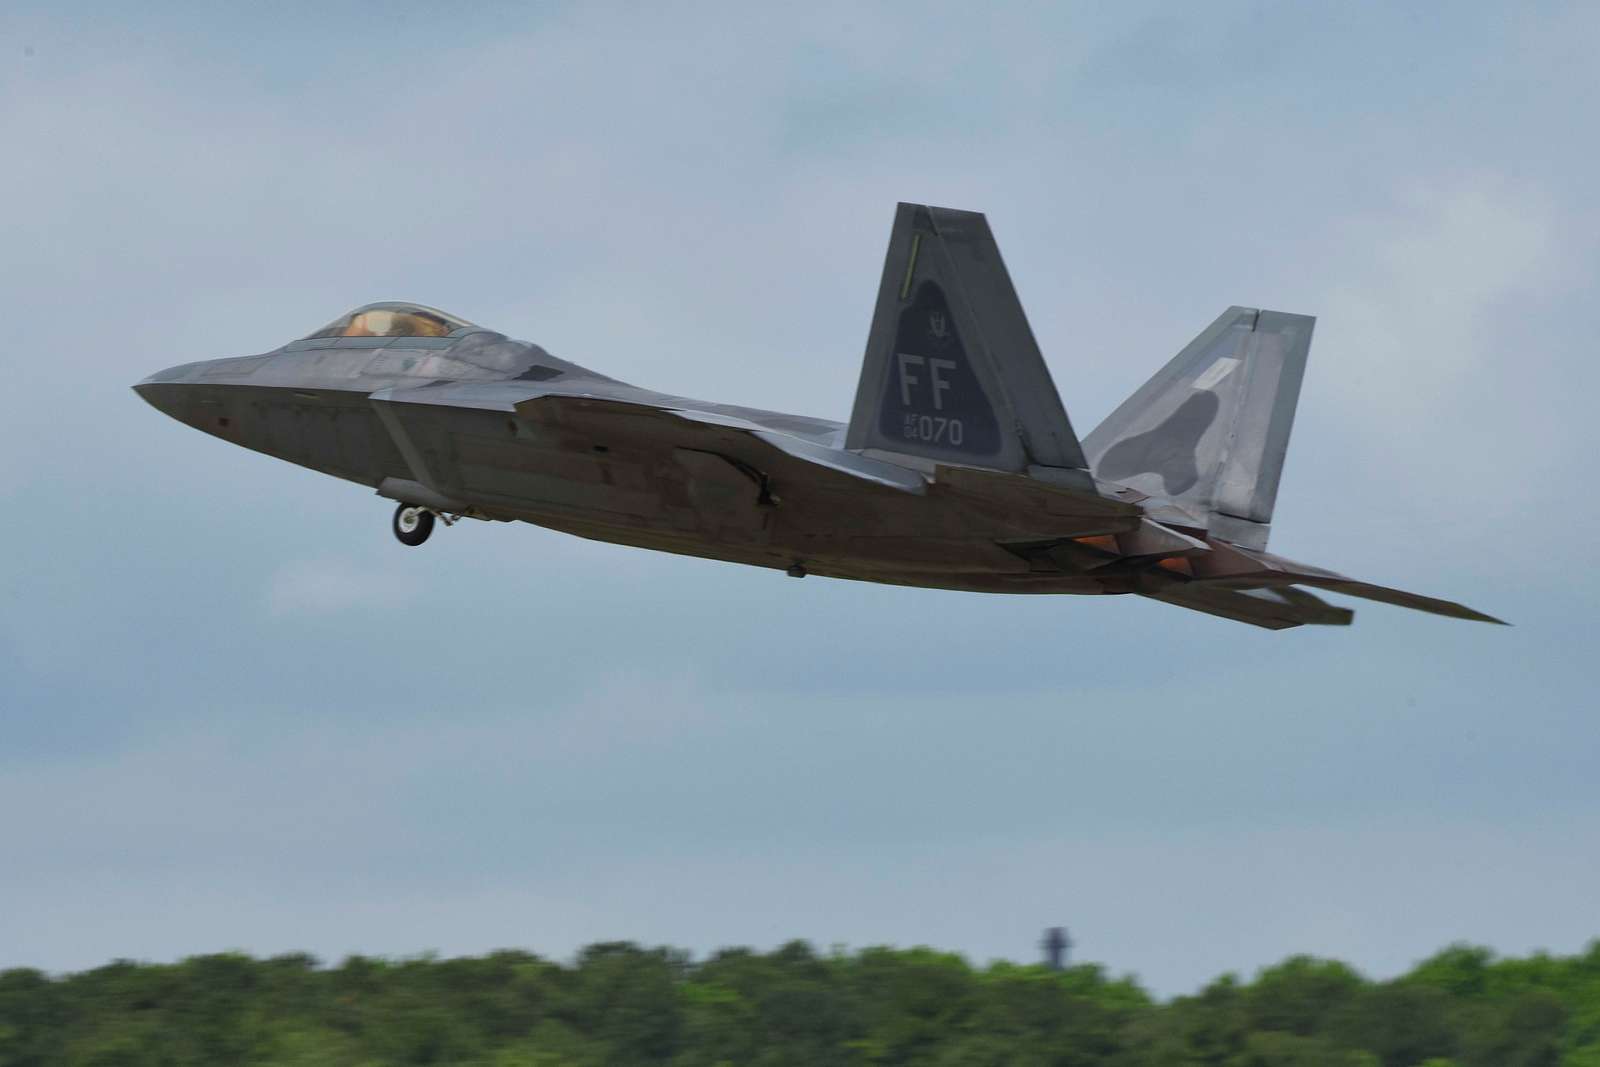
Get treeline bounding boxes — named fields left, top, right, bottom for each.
left=2, top=941, right=1598, bottom=1066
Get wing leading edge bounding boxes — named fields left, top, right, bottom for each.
left=512, top=393, right=928, bottom=495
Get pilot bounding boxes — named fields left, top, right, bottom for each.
left=340, top=309, right=451, bottom=338
left=404, top=310, right=451, bottom=337
left=340, top=311, right=382, bottom=337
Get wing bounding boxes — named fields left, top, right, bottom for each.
left=513, top=394, right=1143, bottom=541
left=512, top=392, right=929, bottom=496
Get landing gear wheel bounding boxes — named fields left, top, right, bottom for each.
left=392, top=503, right=435, bottom=547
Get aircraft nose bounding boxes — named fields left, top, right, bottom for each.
left=133, top=380, right=178, bottom=420
left=132, top=362, right=202, bottom=421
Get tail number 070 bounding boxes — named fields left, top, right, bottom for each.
left=902, top=413, right=964, bottom=446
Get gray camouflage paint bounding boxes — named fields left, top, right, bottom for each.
left=134, top=207, right=1501, bottom=629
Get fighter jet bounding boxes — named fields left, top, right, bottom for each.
left=135, top=203, right=1501, bottom=629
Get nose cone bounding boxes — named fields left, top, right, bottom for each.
left=133, top=380, right=181, bottom=421
left=133, top=361, right=203, bottom=422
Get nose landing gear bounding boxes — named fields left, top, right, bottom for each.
left=392, top=503, right=436, bottom=546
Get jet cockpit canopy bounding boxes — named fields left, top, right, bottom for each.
left=306, top=302, right=478, bottom=340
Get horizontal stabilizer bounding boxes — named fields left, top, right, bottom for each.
left=1158, top=541, right=1507, bottom=626
left=1284, top=576, right=1506, bottom=625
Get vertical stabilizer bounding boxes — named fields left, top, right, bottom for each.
left=1082, top=307, right=1314, bottom=549
left=846, top=204, right=1087, bottom=474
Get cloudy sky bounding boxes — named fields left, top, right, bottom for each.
left=2, top=2, right=1596, bottom=996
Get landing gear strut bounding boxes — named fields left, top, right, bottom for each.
left=392, top=503, right=435, bottom=547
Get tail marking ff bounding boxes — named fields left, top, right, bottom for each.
left=847, top=204, right=1087, bottom=474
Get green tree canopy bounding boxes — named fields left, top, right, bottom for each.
left=2, top=940, right=1599, bottom=1066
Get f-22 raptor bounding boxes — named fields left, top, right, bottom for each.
left=135, top=203, right=1501, bottom=629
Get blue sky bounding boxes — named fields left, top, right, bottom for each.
left=2, top=2, right=1596, bottom=996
